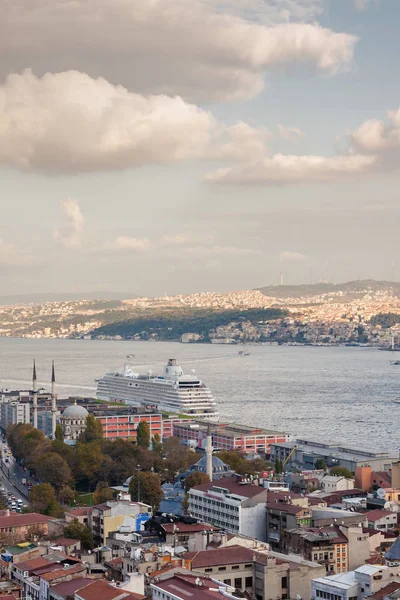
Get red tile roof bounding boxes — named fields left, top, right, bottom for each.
left=15, top=557, right=51, bottom=572
left=65, top=507, right=92, bottom=517
left=184, top=545, right=255, bottom=568
left=366, top=510, right=395, bottom=522
left=50, top=577, right=93, bottom=598
left=76, top=580, right=144, bottom=600
left=0, top=513, right=51, bottom=529
left=40, top=563, right=86, bottom=582
left=52, top=537, right=80, bottom=547
left=368, top=582, right=400, bottom=600
left=191, top=478, right=267, bottom=499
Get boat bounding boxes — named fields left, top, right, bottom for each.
left=390, top=361, right=400, bottom=366
left=393, top=399, right=400, bottom=404
left=238, top=349, right=250, bottom=356
left=96, top=358, right=219, bottom=422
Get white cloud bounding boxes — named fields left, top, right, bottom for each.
left=1, top=1, right=357, bottom=103
left=350, top=110, right=400, bottom=153
left=205, top=153, right=377, bottom=184
left=104, top=237, right=153, bottom=252
left=162, top=234, right=194, bottom=246
left=53, top=199, right=85, bottom=248
left=277, top=124, right=304, bottom=140
left=212, top=123, right=270, bottom=161
left=183, top=245, right=260, bottom=257
left=281, top=251, right=307, bottom=261
left=0, top=70, right=215, bottom=173
left=0, top=239, right=33, bottom=266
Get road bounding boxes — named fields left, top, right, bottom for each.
left=0, top=442, right=30, bottom=504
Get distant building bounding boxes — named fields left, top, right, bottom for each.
left=320, top=476, right=355, bottom=493
left=60, top=401, right=89, bottom=440
left=90, top=500, right=152, bottom=545
left=38, top=410, right=61, bottom=437
left=0, top=400, right=30, bottom=430
left=181, top=333, right=201, bottom=343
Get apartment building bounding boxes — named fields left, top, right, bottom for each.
left=320, top=476, right=355, bottom=493
left=173, top=421, right=287, bottom=455
left=312, top=564, right=400, bottom=600
left=90, top=500, right=152, bottom=545
left=0, top=513, right=52, bottom=543
left=188, top=478, right=268, bottom=541
left=366, top=510, right=397, bottom=531
left=151, top=572, right=238, bottom=600
left=0, top=400, right=30, bottom=430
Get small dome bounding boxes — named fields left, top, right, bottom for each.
left=191, top=455, right=231, bottom=474
left=62, top=402, right=89, bottom=419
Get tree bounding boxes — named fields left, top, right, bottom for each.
left=129, top=471, right=163, bottom=511
left=36, top=452, right=72, bottom=490
left=215, top=451, right=244, bottom=473
left=55, top=424, right=64, bottom=441
left=79, top=414, right=103, bottom=443
left=93, top=481, right=113, bottom=505
left=64, top=518, right=94, bottom=550
left=58, top=486, right=76, bottom=505
left=184, top=472, right=210, bottom=492
left=151, top=433, right=163, bottom=454
left=74, top=442, right=104, bottom=490
left=274, top=458, right=283, bottom=474
left=330, top=466, right=354, bottom=479
left=30, top=483, right=58, bottom=515
left=315, top=458, right=327, bottom=471
left=136, top=421, right=150, bottom=449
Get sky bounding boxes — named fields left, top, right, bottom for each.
left=1, top=0, right=400, bottom=297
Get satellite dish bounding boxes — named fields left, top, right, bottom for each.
left=377, top=488, right=386, bottom=499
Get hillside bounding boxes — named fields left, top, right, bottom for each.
left=257, top=279, right=400, bottom=299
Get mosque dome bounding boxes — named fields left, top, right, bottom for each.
left=62, top=402, right=89, bottom=419
left=187, top=454, right=233, bottom=478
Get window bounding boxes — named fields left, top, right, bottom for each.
left=232, top=565, right=240, bottom=570
left=224, top=579, right=231, bottom=585
left=282, top=577, right=288, bottom=589
left=205, top=568, right=212, bottom=573
left=218, top=567, right=226, bottom=572
left=234, top=578, right=242, bottom=589
left=245, top=577, right=253, bottom=588
left=245, top=564, right=252, bottom=568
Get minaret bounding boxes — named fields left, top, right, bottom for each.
left=51, top=361, right=57, bottom=437
left=32, top=360, right=38, bottom=429
left=206, top=426, right=213, bottom=482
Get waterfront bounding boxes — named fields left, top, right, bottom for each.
left=0, top=338, right=398, bottom=454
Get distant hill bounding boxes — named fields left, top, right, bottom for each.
left=0, top=291, right=137, bottom=306
left=257, top=279, right=400, bottom=299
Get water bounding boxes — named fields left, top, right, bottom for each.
left=0, top=338, right=399, bottom=454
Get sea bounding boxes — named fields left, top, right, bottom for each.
left=0, top=338, right=399, bottom=455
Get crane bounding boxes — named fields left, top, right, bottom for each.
left=282, top=445, right=297, bottom=469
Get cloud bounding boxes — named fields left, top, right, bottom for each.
left=211, top=123, right=270, bottom=161
left=53, top=199, right=85, bottom=248
left=205, top=153, right=376, bottom=184
left=0, top=239, right=33, bottom=266
left=183, top=245, right=260, bottom=257
left=162, top=234, right=194, bottom=246
left=277, top=124, right=304, bottom=140
left=1, top=1, right=357, bottom=103
left=281, top=251, right=307, bottom=261
left=0, top=70, right=215, bottom=173
left=104, top=237, right=153, bottom=251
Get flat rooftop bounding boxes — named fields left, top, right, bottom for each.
left=271, top=438, right=393, bottom=461
left=176, top=420, right=286, bottom=436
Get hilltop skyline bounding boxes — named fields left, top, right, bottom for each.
left=2, top=0, right=400, bottom=296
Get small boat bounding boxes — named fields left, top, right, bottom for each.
left=393, top=399, right=400, bottom=404
left=391, top=361, right=400, bottom=366
left=238, top=349, right=250, bottom=356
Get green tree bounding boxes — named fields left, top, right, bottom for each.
left=151, top=433, right=163, bottom=454
left=55, top=424, right=64, bottom=441
left=136, top=421, right=150, bottom=449
left=36, top=452, right=72, bottom=490
left=64, top=518, right=94, bottom=550
left=215, top=451, right=244, bottom=473
left=74, top=442, right=104, bottom=490
left=93, top=481, right=114, bottom=505
left=79, top=414, right=103, bottom=443
left=274, top=458, right=283, bottom=474
left=30, top=483, right=59, bottom=515
left=330, top=466, right=354, bottom=479
left=129, top=471, right=163, bottom=511
left=315, top=458, right=327, bottom=471
left=184, top=472, right=210, bottom=492
left=58, top=486, right=76, bottom=505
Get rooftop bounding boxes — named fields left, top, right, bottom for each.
left=0, top=513, right=51, bottom=529
left=153, top=573, right=234, bottom=600
left=366, top=510, right=395, bottom=522
left=76, top=580, right=144, bottom=600
left=184, top=545, right=255, bottom=568
left=368, top=582, right=400, bottom=600
left=313, top=571, right=357, bottom=590
left=162, top=523, right=217, bottom=534
left=190, top=477, right=267, bottom=500
left=386, top=537, right=400, bottom=561
left=50, top=577, right=93, bottom=598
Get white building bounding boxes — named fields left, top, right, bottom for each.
left=0, top=400, right=30, bottom=430
left=321, top=476, right=355, bottom=493
left=188, top=477, right=268, bottom=541
left=152, top=572, right=238, bottom=600
left=312, top=565, right=400, bottom=600
left=366, top=510, right=397, bottom=532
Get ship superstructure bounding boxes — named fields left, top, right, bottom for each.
left=96, top=358, right=219, bottom=421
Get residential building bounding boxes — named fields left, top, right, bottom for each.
left=0, top=401, right=30, bottom=430
left=266, top=501, right=312, bottom=550
left=49, top=578, right=93, bottom=600
left=74, top=579, right=144, bottom=600
left=270, top=440, right=397, bottom=473
left=0, top=513, right=52, bottom=543
left=151, top=572, right=239, bottom=600
left=312, top=565, right=400, bottom=600
left=366, top=510, right=397, bottom=532
left=181, top=544, right=326, bottom=600
left=311, top=508, right=366, bottom=529
left=173, top=421, right=287, bottom=455
left=320, top=476, right=355, bottom=493
left=64, top=508, right=91, bottom=528
left=90, top=501, right=152, bottom=545
left=188, top=478, right=268, bottom=541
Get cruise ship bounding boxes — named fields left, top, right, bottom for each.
left=96, top=358, right=219, bottom=422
